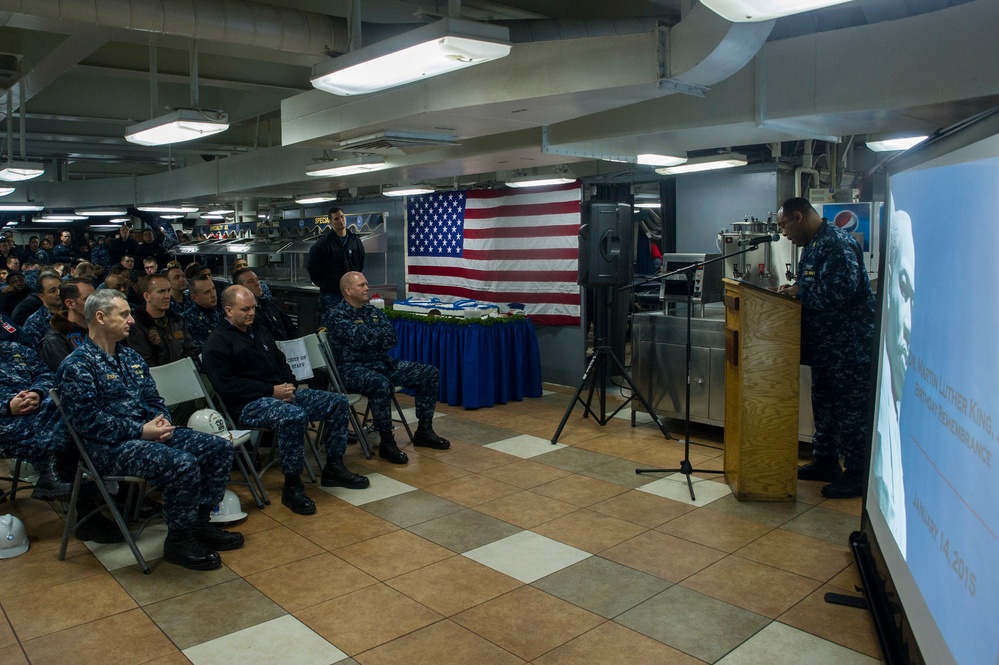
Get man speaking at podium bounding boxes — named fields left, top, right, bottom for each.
left=776, top=197, right=875, bottom=499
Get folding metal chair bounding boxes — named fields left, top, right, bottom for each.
left=50, top=388, right=159, bottom=575
left=316, top=330, right=413, bottom=445
left=304, top=333, right=372, bottom=459
left=0, top=456, right=32, bottom=503
left=148, top=357, right=268, bottom=508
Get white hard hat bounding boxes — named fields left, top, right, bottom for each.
left=188, top=409, right=229, bottom=438
left=0, top=514, right=29, bottom=559
left=210, top=489, right=247, bottom=524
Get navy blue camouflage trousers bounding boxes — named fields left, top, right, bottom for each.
left=339, top=361, right=438, bottom=433
left=90, top=428, right=232, bottom=530
left=0, top=401, right=70, bottom=473
left=810, top=363, right=872, bottom=472
left=238, top=388, right=348, bottom=476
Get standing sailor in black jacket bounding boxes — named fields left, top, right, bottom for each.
left=307, top=206, right=364, bottom=330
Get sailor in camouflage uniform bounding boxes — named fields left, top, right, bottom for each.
left=57, top=288, right=242, bottom=570
left=777, top=197, right=875, bottom=498
left=201, top=285, right=368, bottom=517
left=182, top=274, right=224, bottom=353
left=0, top=341, right=72, bottom=498
left=18, top=272, right=64, bottom=351
left=329, top=271, right=450, bottom=465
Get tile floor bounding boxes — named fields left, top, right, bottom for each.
left=0, top=388, right=884, bottom=664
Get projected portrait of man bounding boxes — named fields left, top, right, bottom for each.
left=875, top=207, right=915, bottom=558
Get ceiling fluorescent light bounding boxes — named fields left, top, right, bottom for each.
left=383, top=185, right=434, bottom=197
left=311, top=18, right=511, bottom=96
left=866, top=135, right=929, bottom=152
left=655, top=153, right=748, bottom=175
left=75, top=208, right=127, bottom=216
left=0, top=204, right=43, bottom=212
left=40, top=214, right=87, bottom=221
left=159, top=214, right=186, bottom=220
left=295, top=194, right=337, bottom=205
left=699, top=0, right=853, bottom=22
left=125, top=109, right=229, bottom=147
left=306, top=156, right=386, bottom=177
left=0, top=187, right=14, bottom=197
left=634, top=202, right=662, bottom=208
left=505, top=174, right=577, bottom=189
left=636, top=154, right=687, bottom=167
left=88, top=224, right=122, bottom=230
left=137, top=205, right=200, bottom=214
left=0, top=161, right=44, bottom=182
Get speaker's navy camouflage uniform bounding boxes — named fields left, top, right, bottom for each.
left=201, top=320, right=349, bottom=476
left=0, top=342, right=66, bottom=466
left=328, top=299, right=439, bottom=432
left=794, top=220, right=875, bottom=472
left=56, top=337, right=232, bottom=530
left=18, top=306, right=53, bottom=351
left=182, top=305, right=224, bottom=353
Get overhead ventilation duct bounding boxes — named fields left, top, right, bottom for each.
left=338, top=131, right=459, bottom=155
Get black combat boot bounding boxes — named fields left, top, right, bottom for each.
left=821, top=467, right=864, bottom=499
left=30, top=461, right=73, bottom=501
left=73, top=496, right=125, bottom=544
left=282, top=474, right=317, bottom=515
left=377, top=431, right=408, bottom=464
left=797, top=456, right=842, bottom=483
left=321, top=458, right=370, bottom=489
left=191, top=507, right=244, bottom=551
left=162, top=529, right=222, bottom=571
left=413, top=421, right=450, bottom=450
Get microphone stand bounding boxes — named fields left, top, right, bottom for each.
left=630, top=241, right=772, bottom=501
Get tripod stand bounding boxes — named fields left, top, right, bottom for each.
left=551, top=285, right=674, bottom=444
left=634, top=245, right=764, bottom=500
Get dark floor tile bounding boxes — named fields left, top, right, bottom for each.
left=359, top=489, right=465, bottom=527
left=781, top=505, right=861, bottom=545
left=532, top=556, right=672, bottom=618
left=533, top=447, right=618, bottom=473
left=407, top=508, right=522, bottom=553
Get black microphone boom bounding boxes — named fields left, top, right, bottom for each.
left=738, top=233, right=781, bottom=247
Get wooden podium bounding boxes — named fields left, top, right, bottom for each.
left=722, top=278, right=801, bottom=501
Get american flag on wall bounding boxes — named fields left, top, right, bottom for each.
left=406, top=182, right=582, bottom=326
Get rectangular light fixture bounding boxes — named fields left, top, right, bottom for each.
left=137, top=205, right=200, bottom=214
left=125, top=109, right=229, bottom=146
left=505, top=174, right=577, bottom=189
left=636, top=154, right=687, bottom=167
left=295, top=194, right=337, bottom=204
left=699, top=0, right=853, bottom=22
left=0, top=204, right=44, bottom=212
left=655, top=153, right=747, bottom=175
left=0, top=161, right=44, bottom=182
left=75, top=208, right=127, bottom=216
left=383, top=185, right=434, bottom=197
left=311, top=18, right=511, bottom=96
left=0, top=187, right=15, bottom=197
left=866, top=135, right=929, bottom=152
left=306, top=156, right=387, bottom=177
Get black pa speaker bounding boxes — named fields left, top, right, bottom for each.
left=577, top=201, right=633, bottom=286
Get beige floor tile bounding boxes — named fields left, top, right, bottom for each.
left=532, top=621, right=706, bottom=665
left=372, top=454, right=474, bottom=488
left=0, top=608, right=16, bottom=648
left=334, top=529, right=454, bottom=580
left=656, top=507, right=772, bottom=552
left=386, top=556, right=521, bottom=616
left=479, top=459, right=572, bottom=489
left=140, top=652, right=192, bottom=665
left=434, top=446, right=521, bottom=473
left=245, top=552, right=378, bottom=612
left=590, top=489, right=696, bottom=528
left=296, top=583, right=442, bottom=656
left=21, top=608, right=176, bottom=665
left=601, top=531, right=726, bottom=583
left=475, top=490, right=578, bottom=529
left=0, top=545, right=105, bottom=600
left=287, top=504, right=400, bottom=551
left=532, top=509, right=647, bottom=554
left=0, top=645, right=28, bottom=664
left=531, top=474, right=630, bottom=507
left=220, top=524, right=325, bottom=577
left=778, top=586, right=884, bottom=659
left=4, top=573, right=137, bottom=642
left=681, top=555, right=821, bottom=618
left=735, top=529, right=853, bottom=582
left=452, top=586, right=605, bottom=661
left=422, top=474, right=520, bottom=507
left=113, top=561, right=238, bottom=606
left=354, top=619, right=525, bottom=665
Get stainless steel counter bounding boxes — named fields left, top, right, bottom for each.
left=632, top=310, right=815, bottom=439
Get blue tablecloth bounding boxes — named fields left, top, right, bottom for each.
left=389, top=317, right=543, bottom=409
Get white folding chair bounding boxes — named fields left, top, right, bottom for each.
left=305, top=333, right=373, bottom=459
left=148, top=357, right=268, bottom=508
left=317, top=330, right=412, bottom=447
left=50, top=389, right=159, bottom=575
